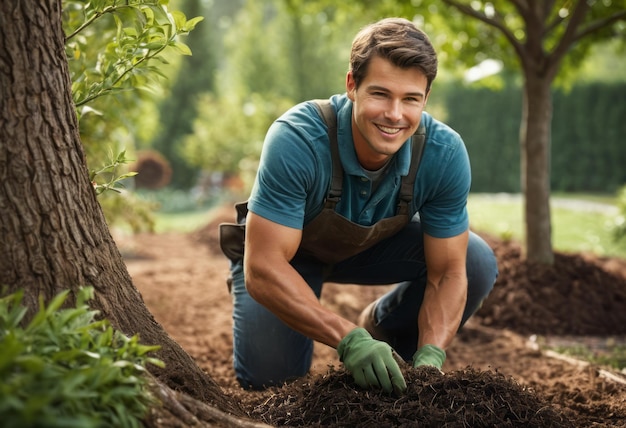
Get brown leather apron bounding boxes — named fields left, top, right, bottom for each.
left=219, top=99, right=426, bottom=266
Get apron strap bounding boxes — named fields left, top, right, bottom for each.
left=397, top=123, right=426, bottom=215
left=312, top=99, right=342, bottom=209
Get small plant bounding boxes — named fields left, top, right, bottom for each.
left=89, top=149, right=138, bottom=195
left=0, top=287, right=163, bottom=427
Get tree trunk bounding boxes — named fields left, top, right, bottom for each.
left=520, top=72, right=554, bottom=264
left=0, top=0, right=244, bottom=419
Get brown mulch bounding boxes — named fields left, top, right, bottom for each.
left=477, top=235, right=626, bottom=336
left=248, top=366, right=573, bottom=427
left=123, top=204, right=626, bottom=427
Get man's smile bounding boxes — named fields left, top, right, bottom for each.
left=375, top=124, right=404, bottom=135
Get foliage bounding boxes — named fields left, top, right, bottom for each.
left=99, top=190, right=159, bottom=233
left=149, top=0, right=220, bottom=189
left=178, top=0, right=370, bottom=187
left=89, top=150, right=138, bottom=195
left=373, top=0, right=626, bottom=263
left=0, top=287, right=164, bottom=427
left=88, top=149, right=159, bottom=232
left=64, top=0, right=203, bottom=110
left=575, top=39, right=626, bottom=84
left=220, top=0, right=361, bottom=102
left=182, top=92, right=293, bottom=192
left=136, top=187, right=218, bottom=214
left=400, top=0, right=626, bottom=85
left=61, top=0, right=203, bottom=227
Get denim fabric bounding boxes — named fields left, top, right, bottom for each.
left=230, top=222, right=497, bottom=390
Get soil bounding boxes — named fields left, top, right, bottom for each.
left=121, top=204, right=626, bottom=427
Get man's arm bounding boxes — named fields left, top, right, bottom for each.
left=244, top=211, right=407, bottom=393
left=418, top=230, right=469, bottom=350
left=244, top=211, right=356, bottom=348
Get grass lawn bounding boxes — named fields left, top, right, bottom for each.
left=467, top=193, right=626, bottom=259
left=153, top=210, right=215, bottom=234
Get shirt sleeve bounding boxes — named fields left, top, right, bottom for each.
left=248, top=113, right=325, bottom=230
left=418, top=132, right=471, bottom=239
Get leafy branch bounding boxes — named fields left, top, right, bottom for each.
left=64, top=0, right=203, bottom=108
left=89, top=150, right=138, bottom=195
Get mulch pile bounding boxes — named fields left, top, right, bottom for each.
left=477, top=235, right=626, bottom=336
left=249, top=366, right=573, bottom=427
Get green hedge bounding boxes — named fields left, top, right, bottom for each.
left=442, top=82, right=626, bottom=193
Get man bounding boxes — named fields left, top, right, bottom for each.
left=220, top=17, right=497, bottom=394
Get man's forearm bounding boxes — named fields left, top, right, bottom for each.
left=417, top=273, right=467, bottom=349
left=245, top=259, right=355, bottom=348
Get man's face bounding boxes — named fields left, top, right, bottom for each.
left=346, top=55, right=429, bottom=170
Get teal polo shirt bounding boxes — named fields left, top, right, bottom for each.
left=248, top=93, right=470, bottom=239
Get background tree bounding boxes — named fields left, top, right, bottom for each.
left=0, top=0, right=254, bottom=423
left=424, top=0, right=626, bottom=264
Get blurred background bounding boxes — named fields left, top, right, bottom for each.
left=63, top=0, right=626, bottom=258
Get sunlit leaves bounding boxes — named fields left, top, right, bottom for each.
left=63, top=0, right=203, bottom=108
left=424, top=0, right=626, bottom=82
left=89, top=149, right=138, bottom=195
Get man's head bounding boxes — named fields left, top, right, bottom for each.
left=349, top=18, right=438, bottom=93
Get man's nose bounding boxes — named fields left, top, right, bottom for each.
left=384, top=99, right=402, bottom=122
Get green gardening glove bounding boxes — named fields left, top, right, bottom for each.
left=337, top=327, right=407, bottom=394
left=412, top=344, right=446, bottom=370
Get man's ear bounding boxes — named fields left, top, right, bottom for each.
left=346, top=71, right=356, bottom=101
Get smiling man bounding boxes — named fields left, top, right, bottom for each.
left=220, top=17, right=498, bottom=394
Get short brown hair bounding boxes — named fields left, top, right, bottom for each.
left=350, top=18, right=438, bottom=92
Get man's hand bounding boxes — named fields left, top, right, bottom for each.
left=412, top=344, right=446, bottom=370
left=337, top=327, right=407, bottom=394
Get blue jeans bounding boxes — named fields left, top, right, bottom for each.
left=230, top=222, right=498, bottom=389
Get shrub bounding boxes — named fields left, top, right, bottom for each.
left=0, top=287, right=163, bottom=427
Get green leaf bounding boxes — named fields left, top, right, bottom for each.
left=170, top=10, right=187, bottom=31
left=15, top=354, right=46, bottom=373
left=184, top=16, right=204, bottom=32
left=169, top=40, right=192, bottom=56
left=116, top=172, right=139, bottom=180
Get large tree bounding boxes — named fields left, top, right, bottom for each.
left=432, top=0, right=626, bottom=264
left=0, top=1, right=264, bottom=425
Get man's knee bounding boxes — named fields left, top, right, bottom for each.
left=463, top=233, right=498, bottom=319
left=468, top=233, right=498, bottom=291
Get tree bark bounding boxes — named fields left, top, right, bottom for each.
left=0, top=0, right=244, bottom=419
left=517, top=0, right=557, bottom=265
left=520, top=72, right=554, bottom=264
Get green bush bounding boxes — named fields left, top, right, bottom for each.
left=0, top=287, right=163, bottom=428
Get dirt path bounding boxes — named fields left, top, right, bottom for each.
left=121, top=206, right=626, bottom=426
